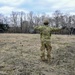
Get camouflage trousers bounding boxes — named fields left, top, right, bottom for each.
left=40, top=41, right=52, bottom=62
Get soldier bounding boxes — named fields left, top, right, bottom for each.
left=34, top=19, right=61, bottom=62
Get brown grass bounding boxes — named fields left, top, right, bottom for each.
left=0, top=34, right=75, bottom=75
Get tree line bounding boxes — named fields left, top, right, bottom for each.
left=0, top=10, right=75, bottom=34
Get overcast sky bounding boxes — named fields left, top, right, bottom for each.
left=0, top=0, right=75, bottom=16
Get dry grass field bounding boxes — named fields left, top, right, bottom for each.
left=0, top=34, right=75, bottom=75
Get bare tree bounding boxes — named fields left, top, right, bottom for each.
left=19, top=12, right=24, bottom=32
left=0, top=14, right=4, bottom=24
left=10, top=12, right=18, bottom=32
left=53, top=10, right=61, bottom=27
left=33, top=14, right=40, bottom=26
left=27, top=11, right=34, bottom=33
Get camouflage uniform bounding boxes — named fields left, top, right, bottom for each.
left=35, top=20, right=61, bottom=62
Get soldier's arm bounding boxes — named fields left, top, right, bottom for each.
left=34, top=26, right=39, bottom=30
left=34, top=26, right=42, bottom=31
left=50, top=27, right=62, bottom=32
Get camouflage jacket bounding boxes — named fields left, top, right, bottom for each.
left=34, top=25, right=61, bottom=42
